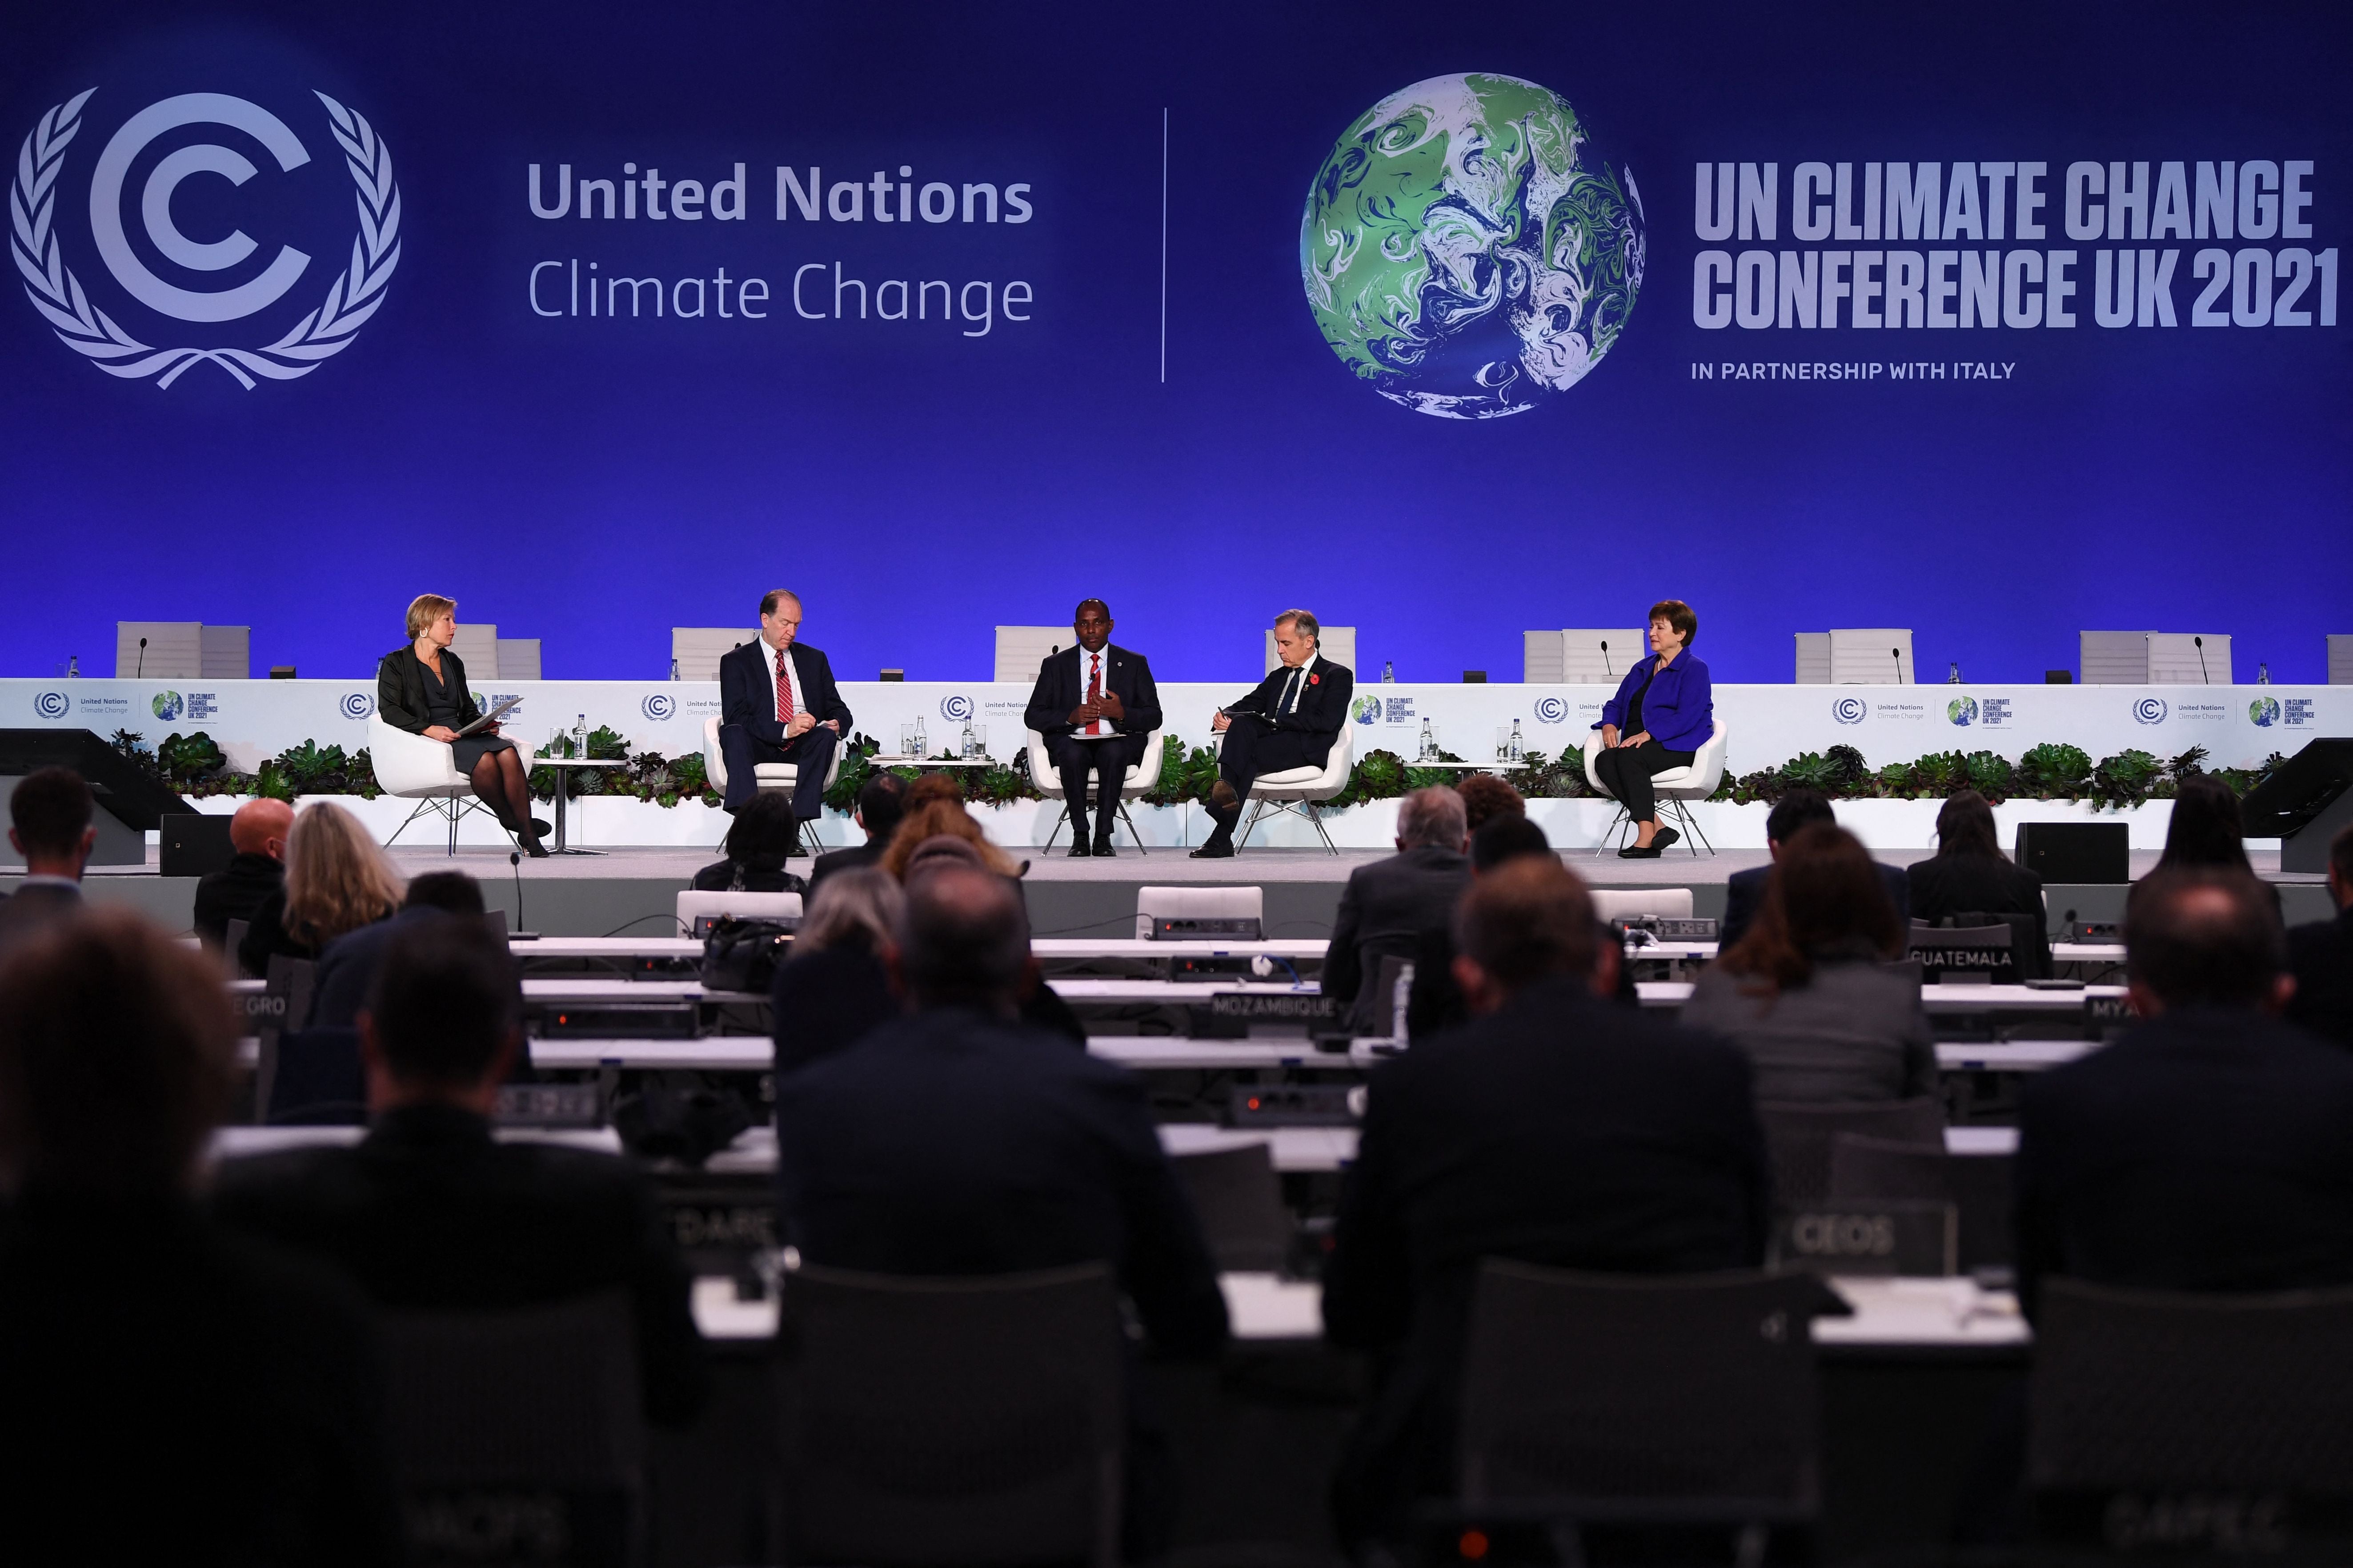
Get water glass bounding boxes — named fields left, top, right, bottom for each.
left=898, top=723, right=915, bottom=758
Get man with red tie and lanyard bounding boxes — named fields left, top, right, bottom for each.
left=716, top=590, right=854, bottom=822
left=1023, top=599, right=1164, bottom=856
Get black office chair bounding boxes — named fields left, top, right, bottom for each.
left=1172, top=1142, right=1293, bottom=1273
left=380, top=1290, right=647, bottom=1568
left=1757, top=1096, right=1946, bottom=1209
left=249, top=956, right=317, bottom=1124
left=1451, top=1260, right=1840, bottom=1566
left=1827, top=1131, right=2015, bottom=1273
left=1949, top=908, right=2052, bottom=981
left=261, top=1025, right=367, bottom=1125
left=777, top=1261, right=1126, bottom=1568
left=2029, top=1278, right=2353, bottom=1556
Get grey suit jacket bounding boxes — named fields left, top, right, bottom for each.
left=1679, top=956, right=1937, bottom=1104
left=1323, top=844, right=1471, bottom=1030
left=0, top=880, right=81, bottom=954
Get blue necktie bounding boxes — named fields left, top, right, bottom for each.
left=1278, top=667, right=1303, bottom=716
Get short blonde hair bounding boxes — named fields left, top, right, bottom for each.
left=283, top=802, right=405, bottom=948
left=798, top=868, right=905, bottom=956
left=406, top=594, right=456, bottom=641
left=881, top=800, right=1022, bottom=880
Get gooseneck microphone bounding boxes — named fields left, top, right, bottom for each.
left=1599, top=640, right=1612, bottom=677
left=2195, top=636, right=2209, bottom=684
left=508, top=851, right=539, bottom=941
left=136, top=636, right=147, bottom=678
left=1892, top=646, right=1904, bottom=684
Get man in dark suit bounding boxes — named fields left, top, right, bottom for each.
left=192, top=797, right=293, bottom=949
left=213, top=916, right=708, bottom=1427
left=774, top=861, right=1227, bottom=1557
left=1324, top=786, right=1470, bottom=1034
left=1192, top=608, right=1355, bottom=859
left=2286, top=822, right=2353, bottom=1048
left=716, top=588, right=853, bottom=819
left=808, top=772, right=907, bottom=892
left=1023, top=598, right=1163, bottom=857
left=0, top=766, right=95, bottom=953
left=309, top=870, right=488, bottom=1030
left=1324, top=857, right=1772, bottom=1548
left=1720, top=788, right=1909, bottom=948
left=2015, top=866, right=2353, bottom=1318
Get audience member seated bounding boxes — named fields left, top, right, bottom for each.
left=1403, top=813, right=1555, bottom=1041
left=1323, top=857, right=1772, bottom=1548
left=880, top=796, right=1025, bottom=879
left=213, top=917, right=708, bottom=1426
left=0, top=910, right=402, bottom=1562
left=1721, top=788, right=1909, bottom=950
left=2287, top=823, right=2353, bottom=1048
left=774, top=861, right=1227, bottom=1558
left=1454, top=772, right=1525, bottom=835
left=0, top=766, right=95, bottom=952
left=773, top=867, right=904, bottom=1075
left=809, top=771, right=907, bottom=891
left=192, top=797, right=293, bottom=949
left=691, top=790, right=809, bottom=893
left=2147, top=772, right=2281, bottom=918
left=239, top=802, right=404, bottom=977
left=1323, top=787, right=1471, bottom=1035
left=1905, top=788, right=2048, bottom=955
left=2014, top=866, right=2353, bottom=1317
left=311, top=870, right=488, bottom=1030
left=1681, top=823, right=1936, bottom=1102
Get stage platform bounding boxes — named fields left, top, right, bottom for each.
left=22, top=844, right=2329, bottom=941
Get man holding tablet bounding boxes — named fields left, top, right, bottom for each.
left=1024, top=598, right=1162, bottom=856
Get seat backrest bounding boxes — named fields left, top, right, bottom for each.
left=2148, top=631, right=2232, bottom=684
left=995, top=625, right=1069, bottom=684
left=1758, top=1097, right=1945, bottom=1209
left=779, top=1262, right=1126, bottom=1568
left=1590, top=888, right=1696, bottom=922
left=449, top=622, right=500, bottom=679
left=671, top=628, right=757, bottom=683
left=1523, top=630, right=1567, bottom=684
left=1560, top=629, right=1647, bottom=685
left=1951, top=908, right=2050, bottom=980
left=1134, top=885, right=1262, bottom=940
left=1458, top=1260, right=1826, bottom=1519
left=198, top=624, right=250, bottom=680
left=2079, top=630, right=2153, bottom=685
left=1171, top=1143, right=1292, bottom=1273
left=494, top=636, right=542, bottom=679
left=1907, top=919, right=2019, bottom=984
left=262, top=1026, right=366, bottom=1126
left=677, top=890, right=801, bottom=936
left=116, top=620, right=203, bottom=678
left=1827, top=628, right=1913, bottom=685
left=1264, top=626, right=1356, bottom=674
left=1828, top=1132, right=2015, bottom=1273
left=2329, top=634, right=2353, bottom=686
left=1793, top=632, right=1832, bottom=684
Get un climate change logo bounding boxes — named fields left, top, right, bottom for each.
left=2250, top=696, right=2281, bottom=727
left=151, top=690, right=183, bottom=720
left=33, top=691, right=69, bottom=719
left=340, top=692, right=374, bottom=720
left=1351, top=694, right=1381, bottom=724
left=1832, top=697, right=1868, bottom=726
left=12, top=87, right=400, bottom=388
left=1534, top=696, right=1569, bottom=724
left=939, top=695, right=974, bottom=723
left=2134, top=697, right=2169, bottom=725
left=1946, top=696, right=1978, bottom=727
left=642, top=693, right=677, bottom=722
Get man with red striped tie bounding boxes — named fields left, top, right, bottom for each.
left=717, top=589, right=854, bottom=824
left=1023, top=599, right=1162, bottom=856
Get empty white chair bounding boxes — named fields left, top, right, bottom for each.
left=116, top=621, right=203, bottom=679
left=448, top=623, right=500, bottom=679
left=1561, top=630, right=1645, bottom=684
left=1135, top=886, right=1263, bottom=941
left=368, top=715, right=505, bottom=854
left=1263, top=626, right=1356, bottom=675
left=1590, top=888, right=1696, bottom=922
left=1027, top=730, right=1166, bottom=853
left=2080, top=631, right=2236, bottom=684
left=671, top=628, right=758, bottom=682
left=676, top=889, right=802, bottom=936
left=1226, top=726, right=1355, bottom=855
left=995, top=626, right=1071, bottom=684
left=1793, top=632, right=1832, bottom=684
left=1827, top=629, right=1913, bottom=684
left=1582, top=720, right=1729, bottom=856
left=199, top=625, right=249, bottom=679
left=495, top=638, right=542, bottom=679
left=700, top=716, right=843, bottom=854
left=2330, top=635, right=2353, bottom=685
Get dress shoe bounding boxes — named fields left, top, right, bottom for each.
left=1091, top=835, right=1118, bottom=858
left=1189, top=836, right=1234, bottom=859
left=1652, top=826, right=1680, bottom=852
left=1618, top=842, right=1662, bottom=859
left=1066, top=841, right=1092, bottom=857
left=530, top=818, right=552, bottom=839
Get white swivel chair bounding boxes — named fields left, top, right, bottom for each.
left=676, top=889, right=802, bottom=938
left=701, top=717, right=844, bottom=856
left=369, top=716, right=509, bottom=854
left=1223, top=726, right=1355, bottom=855
left=1582, top=720, right=1728, bottom=857
left=1027, top=730, right=1166, bottom=853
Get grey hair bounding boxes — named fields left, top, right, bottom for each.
left=1396, top=785, right=1467, bottom=850
left=1274, top=608, right=1319, bottom=645
left=894, top=864, right=1030, bottom=1012
left=796, top=867, right=904, bottom=956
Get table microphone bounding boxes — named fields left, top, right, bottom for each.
left=2195, top=636, right=2209, bottom=684
left=136, top=636, right=146, bottom=678
left=508, top=851, right=540, bottom=940
left=1599, top=640, right=1611, bottom=677
left=1891, top=646, right=1903, bottom=684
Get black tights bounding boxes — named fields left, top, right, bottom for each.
left=1594, top=740, right=1696, bottom=824
left=470, top=749, right=537, bottom=839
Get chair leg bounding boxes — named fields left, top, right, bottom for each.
left=1116, top=798, right=1146, bottom=854
left=1041, top=799, right=1066, bottom=852
left=1235, top=798, right=1269, bottom=852
left=445, top=796, right=459, bottom=856
left=384, top=798, right=441, bottom=849
left=1669, top=797, right=1716, bottom=856
left=1304, top=801, right=1338, bottom=855
left=1592, top=805, right=1631, bottom=856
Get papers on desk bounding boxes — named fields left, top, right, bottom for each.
left=1813, top=1276, right=2028, bottom=1347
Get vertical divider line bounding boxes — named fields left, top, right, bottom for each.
left=1160, top=106, right=1169, bottom=384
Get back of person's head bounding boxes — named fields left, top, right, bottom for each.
left=228, top=796, right=294, bottom=859
left=364, top=916, right=522, bottom=1089
left=9, top=766, right=93, bottom=864
left=1765, top=787, right=1836, bottom=848
left=1723, top=823, right=1902, bottom=992
left=1471, top=813, right=1553, bottom=873
left=723, top=790, right=800, bottom=863
left=284, top=802, right=404, bottom=946
left=2158, top=774, right=2252, bottom=873
left=1396, top=785, right=1467, bottom=851
left=895, top=864, right=1030, bottom=1012
left=798, top=867, right=904, bottom=956
left=403, top=870, right=485, bottom=915
left=2125, top=866, right=2285, bottom=1012
left=882, top=799, right=1019, bottom=879
left=0, top=909, right=234, bottom=1198
left=1933, top=789, right=2004, bottom=860
left=903, top=772, right=965, bottom=812
left=1454, top=857, right=1596, bottom=993
left=857, top=771, right=908, bottom=842
left=1455, top=773, right=1525, bottom=834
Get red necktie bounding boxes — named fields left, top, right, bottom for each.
left=775, top=648, right=795, bottom=725
left=1086, top=653, right=1102, bottom=736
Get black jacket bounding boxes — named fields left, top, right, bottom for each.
left=1722, top=860, right=1909, bottom=951
left=0, top=880, right=81, bottom=956
left=1904, top=852, right=2048, bottom=950
left=1023, top=643, right=1163, bottom=745
left=312, top=904, right=449, bottom=1029
left=194, top=852, right=285, bottom=949
left=212, top=1104, right=709, bottom=1427
left=2015, top=1006, right=2353, bottom=1317
left=773, top=944, right=898, bottom=1076
left=2287, top=908, right=2353, bottom=1049
left=689, top=854, right=806, bottom=893
left=377, top=645, right=482, bottom=735
left=718, top=638, right=852, bottom=748
left=1223, top=655, right=1355, bottom=766
left=807, top=841, right=885, bottom=891
left=1324, top=844, right=1471, bottom=1032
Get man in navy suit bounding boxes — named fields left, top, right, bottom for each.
left=716, top=589, right=854, bottom=818
left=1192, top=608, right=1355, bottom=859
left=1720, top=788, right=1909, bottom=949
left=1022, top=599, right=1163, bottom=857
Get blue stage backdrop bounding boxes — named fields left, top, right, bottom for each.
left=2, top=2, right=2347, bottom=686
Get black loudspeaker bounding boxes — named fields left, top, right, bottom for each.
left=2014, top=821, right=2130, bottom=884
left=159, top=813, right=236, bottom=878
left=2241, top=738, right=2353, bottom=875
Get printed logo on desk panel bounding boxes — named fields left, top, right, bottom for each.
left=33, top=691, right=69, bottom=719
left=11, top=84, right=400, bottom=389
left=1832, top=696, right=1868, bottom=725
left=2133, top=697, right=2169, bottom=725
left=150, top=690, right=183, bottom=720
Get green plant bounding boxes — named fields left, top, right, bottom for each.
left=2015, top=742, right=2092, bottom=796
left=1142, top=739, right=1221, bottom=807
left=1329, top=749, right=1407, bottom=810
left=1776, top=751, right=1847, bottom=793
left=2087, top=748, right=2163, bottom=811
left=1962, top=750, right=2016, bottom=800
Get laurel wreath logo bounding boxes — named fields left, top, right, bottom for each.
left=10, top=88, right=400, bottom=388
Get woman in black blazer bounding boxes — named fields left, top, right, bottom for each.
left=377, top=594, right=548, bottom=855
left=1906, top=789, right=2047, bottom=951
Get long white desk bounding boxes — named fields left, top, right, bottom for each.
left=1638, top=980, right=2124, bottom=1015
left=1936, top=1038, right=2098, bottom=1072
left=209, top=1125, right=624, bottom=1158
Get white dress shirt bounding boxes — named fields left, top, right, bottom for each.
left=1079, top=646, right=1118, bottom=737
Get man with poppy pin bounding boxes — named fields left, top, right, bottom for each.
left=1193, top=609, right=1355, bottom=859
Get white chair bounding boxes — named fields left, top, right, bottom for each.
left=116, top=620, right=203, bottom=678
left=701, top=716, right=844, bottom=856
left=2330, top=635, right=2353, bottom=685
left=1263, top=627, right=1356, bottom=675
left=494, top=637, right=542, bottom=679
left=671, top=628, right=758, bottom=682
left=1591, top=888, right=1696, bottom=923
left=1582, top=719, right=1728, bottom=857
left=676, top=889, right=802, bottom=937
left=995, top=627, right=1070, bottom=684
left=1026, top=730, right=1166, bottom=853
left=1793, top=632, right=1832, bottom=684
left=368, top=715, right=507, bottom=854
left=449, top=622, right=500, bottom=678
left=1828, top=629, right=1913, bottom=685
left=1224, top=726, right=1355, bottom=855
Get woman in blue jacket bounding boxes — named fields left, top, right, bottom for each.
left=1593, top=599, right=1714, bottom=858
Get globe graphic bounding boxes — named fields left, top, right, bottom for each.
left=1301, top=72, right=1646, bottom=419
